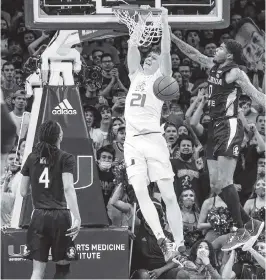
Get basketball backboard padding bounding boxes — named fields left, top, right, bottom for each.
left=24, top=0, right=230, bottom=30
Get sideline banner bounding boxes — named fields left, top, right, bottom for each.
left=1, top=227, right=129, bottom=279
left=19, top=85, right=108, bottom=227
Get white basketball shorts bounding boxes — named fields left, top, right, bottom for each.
left=124, top=133, right=174, bottom=184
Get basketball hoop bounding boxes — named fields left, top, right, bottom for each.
left=113, top=5, right=162, bottom=47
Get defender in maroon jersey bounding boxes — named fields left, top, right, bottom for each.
left=20, top=120, right=81, bottom=279
left=171, top=34, right=264, bottom=252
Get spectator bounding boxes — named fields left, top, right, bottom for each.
left=91, top=104, right=112, bottom=151
left=198, top=194, right=233, bottom=242
left=96, top=145, right=116, bottom=207
left=90, top=49, right=103, bottom=67
left=243, top=178, right=266, bottom=221
left=83, top=39, right=120, bottom=65
left=185, top=30, right=202, bottom=52
left=100, top=53, right=127, bottom=104
left=83, top=105, right=101, bottom=139
left=1, top=17, right=10, bottom=59
left=9, top=90, right=30, bottom=140
left=1, top=62, right=21, bottom=109
left=108, top=182, right=136, bottom=227
left=18, top=137, right=26, bottom=162
left=112, top=124, right=125, bottom=165
left=218, top=33, right=232, bottom=44
left=112, top=96, right=126, bottom=118
left=1, top=150, right=21, bottom=227
left=14, top=69, right=24, bottom=87
left=222, top=242, right=265, bottom=279
left=203, top=42, right=217, bottom=58
left=179, top=239, right=221, bottom=279
left=171, top=135, right=200, bottom=201
left=179, top=188, right=203, bottom=249
left=132, top=196, right=181, bottom=279
left=164, top=122, right=179, bottom=159
left=239, top=95, right=258, bottom=124
left=171, top=53, right=181, bottom=72
left=178, top=64, right=194, bottom=92
left=111, top=117, right=124, bottom=138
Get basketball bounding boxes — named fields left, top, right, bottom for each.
left=153, top=76, right=180, bottom=101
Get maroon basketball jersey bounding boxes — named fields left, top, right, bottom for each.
left=21, top=149, right=75, bottom=209
left=208, top=63, right=240, bottom=120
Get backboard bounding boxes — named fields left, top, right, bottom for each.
left=25, top=0, right=230, bottom=30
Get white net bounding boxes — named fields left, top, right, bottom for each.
left=113, top=8, right=162, bottom=47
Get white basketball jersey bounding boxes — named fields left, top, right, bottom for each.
left=125, top=68, right=163, bottom=137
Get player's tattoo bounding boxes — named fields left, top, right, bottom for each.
left=171, top=34, right=214, bottom=68
left=235, top=69, right=265, bottom=108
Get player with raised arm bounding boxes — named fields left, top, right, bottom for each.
left=171, top=33, right=265, bottom=251
left=124, top=7, right=184, bottom=262
left=20, top=120, right=81, bottom=279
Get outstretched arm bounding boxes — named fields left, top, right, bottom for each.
left=160, top=8, right=172, bottom=76
left=171, top=32, right=214, bottom=69
left=231, top=68, right=266, bottom=108
left=127, top=17, right=142, bottom=76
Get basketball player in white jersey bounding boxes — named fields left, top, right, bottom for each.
left=124, top=7, right=184, bottom=262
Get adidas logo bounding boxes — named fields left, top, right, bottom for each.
left=52, top=99, right=77, bottom=115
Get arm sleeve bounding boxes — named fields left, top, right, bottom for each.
left=62, top=153, right=75, bottom=174
left=21, top=155, right=31, bottom=176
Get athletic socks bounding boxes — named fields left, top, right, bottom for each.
left=219, top=184, right=250, bottom=229
left=54, top=264, right=70, bottom=279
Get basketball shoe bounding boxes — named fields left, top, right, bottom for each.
left=221, top=228, right=251, bottom=251
left=242, top=219, right=265, bottom=251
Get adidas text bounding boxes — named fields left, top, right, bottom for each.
left=52, top=109, right=77, bottom=115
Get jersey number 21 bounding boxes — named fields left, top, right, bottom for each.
left=130, top=93, right=146, bottom=107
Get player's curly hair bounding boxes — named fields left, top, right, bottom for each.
left=224, top=39, right=245, bottom=65
left=33, top=120, right=60, bottom=169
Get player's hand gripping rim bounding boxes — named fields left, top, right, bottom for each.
left=66, top=219, right=81, bottom=241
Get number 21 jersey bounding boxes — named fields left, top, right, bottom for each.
left=21, top=149, right=75, bottom=209
left=125, top=69, right=163, bottom=137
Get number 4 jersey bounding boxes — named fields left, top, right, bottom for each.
left=125, top=69, right=163, bottom=137
left=21, top=149, right=75, bottom=209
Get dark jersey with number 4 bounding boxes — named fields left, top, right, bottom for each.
left=208, top=63, right=240, bottom=120
left=21, top=149, right=75, bottom=209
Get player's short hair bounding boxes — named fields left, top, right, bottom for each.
left=177, top=135, right=195, bottom=147
left=239, top=94, right=252, bottom=103
left=148, top=49, right=161, bottom=57
left=164, top=122, right=177, bottom=131
left=224, top=39, right=244, bottom=65
left=92, top=49, right=103, bottom=57
left=96, top=145, right=116, bottom=161
left=185, top=30, right=200, bottom=41
left=204, top=41, right=217, bottom=48
left=2, top=61, right=15, bottom=71
left=11, top=90, right=27, bottom=100
left=101, top=53, right=113, bottom=62
left=178, top=64, right=191, bottom=70
left=256, top=114, right=265, bottom=123
left=33, top=120, right=61, bottom=168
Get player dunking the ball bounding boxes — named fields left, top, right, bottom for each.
left=171, top=33, right=265, bottom=251
left=20, top=120, right=81, bottom=279
left=124, top=7, right=184, bottom=262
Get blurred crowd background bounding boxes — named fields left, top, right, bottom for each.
left=1, top=0, right=265, bottom=278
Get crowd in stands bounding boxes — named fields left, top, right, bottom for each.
left=1, top=0, right=265, bottom=278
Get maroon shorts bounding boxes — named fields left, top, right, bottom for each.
left=207, top=118, right=244, bottom=160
